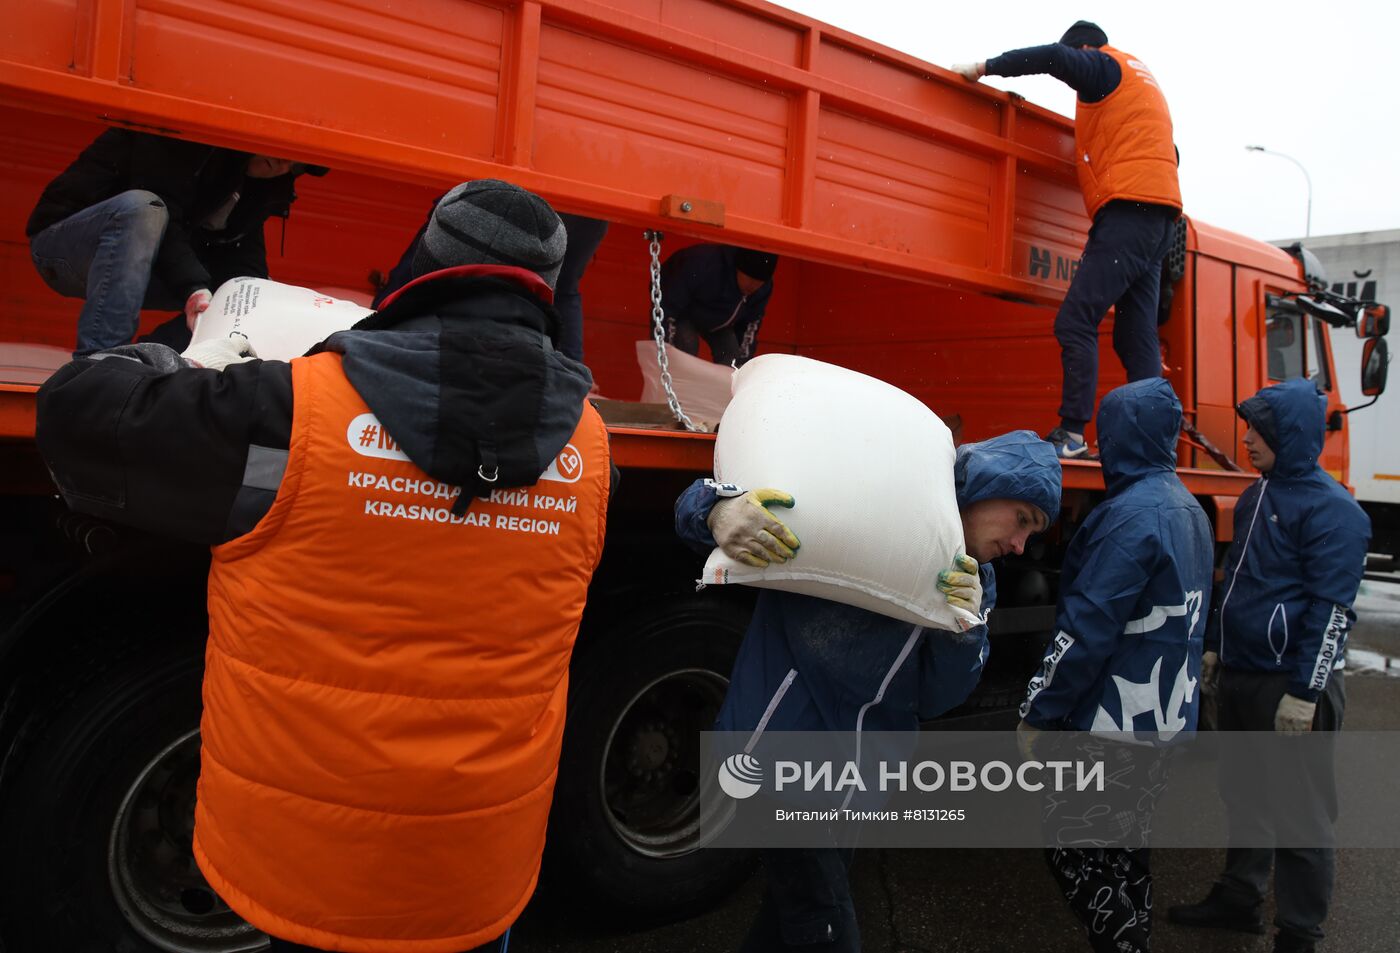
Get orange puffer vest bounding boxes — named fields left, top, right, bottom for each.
left=1074, top=46, right=1182, bottom=219
left=193, top=352, right=610, bottom=952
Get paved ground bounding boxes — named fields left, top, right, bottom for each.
left=511, top=584, right=1400, bottom=952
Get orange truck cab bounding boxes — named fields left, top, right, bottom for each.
left=0, top=1, right=1388, bottom=951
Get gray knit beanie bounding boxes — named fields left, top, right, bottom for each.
left=411, top=180, right=567, bottom=290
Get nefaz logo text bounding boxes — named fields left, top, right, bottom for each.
left=1029, top=246, right=1080, bottom=282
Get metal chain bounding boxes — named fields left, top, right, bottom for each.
left=646, top=230, right=706, bottom=432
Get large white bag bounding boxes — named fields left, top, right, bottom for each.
left=190, top=277, right=372, bottom=361
left=703, top=354, right=974, bottom=632
left=635, top=340, right=735, bottom=426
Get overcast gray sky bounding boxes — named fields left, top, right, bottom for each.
left=779, top=0, right=1398, bottom=244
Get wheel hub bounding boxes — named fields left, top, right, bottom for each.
left=108, top=729, right=266, bottom=952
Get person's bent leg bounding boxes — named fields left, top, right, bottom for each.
left=29, top=189, right=170, bottom=356
left=1055, top=203, right=1177, bottom=433
left=668, top=318, right=701, bottom=356
left=1111, top=263, right=1165, bottom=383
left=705, top=327, right=743, bottom=367
left=1045, top=847, right=1150, bottom=953
left=1110, top=208, right=1176, bottom=383
left=1054, top=215, right=1138, bottom=434
left=554, top=215, right=608, bottom=362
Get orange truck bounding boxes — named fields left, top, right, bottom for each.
left=0, top=1, right=1387, bottom=950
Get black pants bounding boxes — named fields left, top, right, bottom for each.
left=1215, top=668, right=1345, bottom=943
left=669, top=317, right=744, bottom=367
left=740, top=847, right=859, bottom=952
left=1046, top=847, right=1153, bottom=953
left=1054, top=201, right=1178, bottom=433
left=1042, top=735, right=1171, bottom=953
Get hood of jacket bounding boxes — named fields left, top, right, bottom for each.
left=1236, top=377, right=1326, bottom=479
left=315, top=266, right=593, bottom=502
left=954, top=430, right=1061, bottom=523
left=1097, top=378, right=1181, bottom=494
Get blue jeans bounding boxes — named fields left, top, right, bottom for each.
left=1054, top=200, right=1178, bottom=433
left=28, top=189, right=185, bottom=356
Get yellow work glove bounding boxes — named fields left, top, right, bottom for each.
left=1200, top=650, right=1220, bottom=696
left=707, top=488, right=800, bottom=568
left=936, top=554, right=983, bottom=614
left=1275, top=693, right=1317, bottom=734
left=1016, top=719, right=1041, bottom=762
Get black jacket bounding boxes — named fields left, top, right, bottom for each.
left=659, top=244, right=773, bottom=363
left=27, top=129, right=313, bottom=300
left=36, top=269, right=603, bottom=546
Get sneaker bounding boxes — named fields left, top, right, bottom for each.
left=1272, top=933, right=1317, bottom=953
left=1046, top=427, right=1091, bottom=460
left=1166, top=885, right=1266, bottom=934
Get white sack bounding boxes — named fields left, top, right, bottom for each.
left=702, top=354, right=974, bottom=632
left=191, top=277, right=372, bottom=362
left=635, top=340, right=735, bottom=424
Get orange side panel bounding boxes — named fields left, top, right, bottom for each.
left=0, top=0, right=1091, bottom=303
left=1192, top=254, right=1237, bottom=465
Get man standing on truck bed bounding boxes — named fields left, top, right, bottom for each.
left=675, top=430, right=1060, bottom=952
left=954, top=21, right=1182, bottom=460
left=27, top=128, right=327, bottom=357
left=1169, top=377, right=1370, bottom=953
left=35, top=179, right=610, bottom=953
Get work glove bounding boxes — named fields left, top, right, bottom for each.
left=1275, top=693, right=1317, bottom=735
left=1016, top=719, right=1041, bottom=762
left=951, top=62, right=985, bottom=81
left=1200, top=650, right=1220, bottom=696
left=184, top=288, right=213, bottom=331
left=937, top=554, right=983, bottom=614
left=707, top=488, right=800, bottom=568
left=182, top=334, right=258, bottom=371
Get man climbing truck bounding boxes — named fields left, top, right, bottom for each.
left=0, top=2, right=1387, bottom=951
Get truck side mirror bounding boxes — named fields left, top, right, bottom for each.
left=1357, top=303, right=1391, bottom=339
left=1361, top=337, right=1389, bottom=397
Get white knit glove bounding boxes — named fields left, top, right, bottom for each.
left=1200, top=650, right=1220, bottom=696
left=951, top=62, right=985, bottom=81
left=1275, top=694, right=1317, bottom=735
left=182, top=334, right=257, bottom=371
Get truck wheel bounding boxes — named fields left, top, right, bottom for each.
left=0, top=644, right=265, bottom=953
left=548, top=596, right=756, bottom=921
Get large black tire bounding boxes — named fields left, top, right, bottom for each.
left=545, top=595, right=755, bottom=923
left=0, top=642, right=264, bottom=953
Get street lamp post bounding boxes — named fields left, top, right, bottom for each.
left=1245, top=144, right=1312, bottom=238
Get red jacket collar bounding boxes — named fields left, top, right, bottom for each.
left=378, top=265, right=554, bottom=310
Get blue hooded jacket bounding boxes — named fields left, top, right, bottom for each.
left=1021, top=379, right=1214, bottom=735
left=674, top=430, right=1060, bottom=740
left=1207, top=377, right=1371, bottom=700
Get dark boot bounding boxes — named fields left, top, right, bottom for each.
left=1167, top=884, right=1265, bottom=934
left=1272, top=932, right=1316, bottom=953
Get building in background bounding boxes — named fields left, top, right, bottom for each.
left=1276, top=229, right=1399, bottom=562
